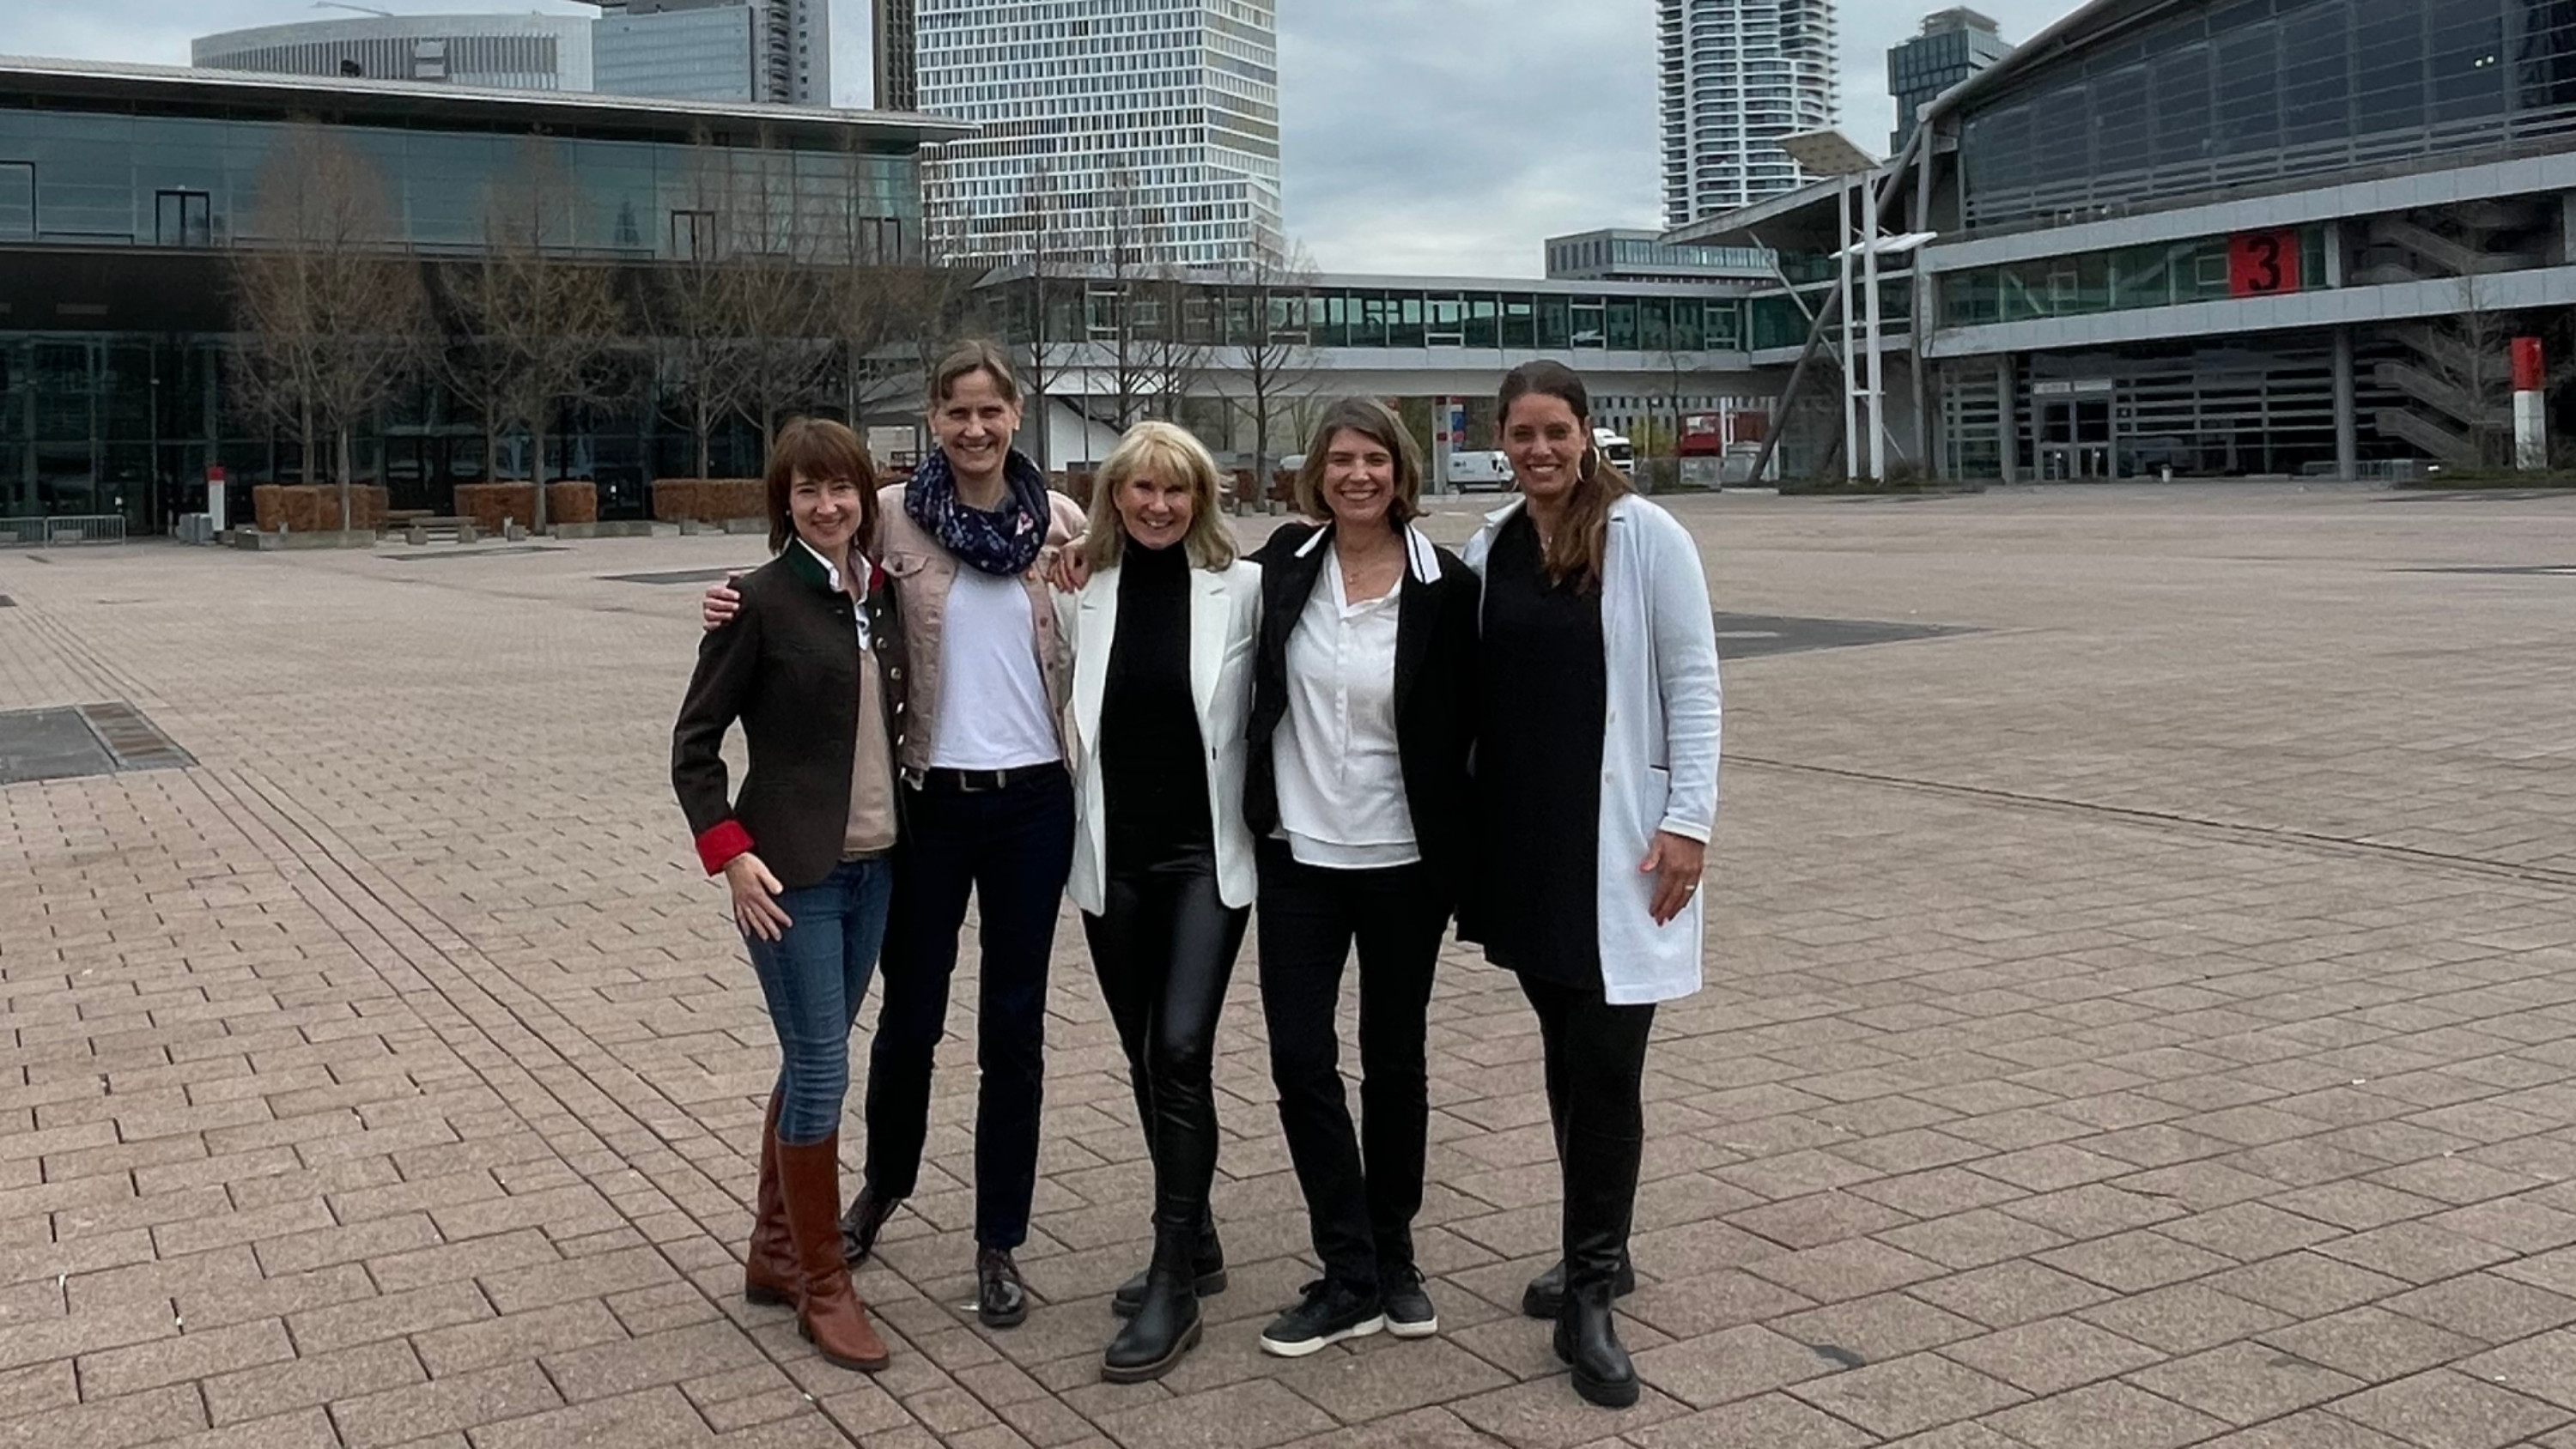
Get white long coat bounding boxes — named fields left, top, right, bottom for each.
left=1461, top=496, right=1722, bottom=1004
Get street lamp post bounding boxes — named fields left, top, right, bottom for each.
left=1783, top=130, right=1885, bottom=482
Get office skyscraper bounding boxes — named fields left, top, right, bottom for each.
left=872, top=0, right=918, bottom=112
left=914, top=0, right=1283, bottom=267
left=590, top=0, right=829, bottom=106
left=1887, top=9, right=2010, bottom=151
left=1661, top=0, right=1842, bottom=227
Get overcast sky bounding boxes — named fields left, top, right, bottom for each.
left=13, top=0, right=2075, bottom=276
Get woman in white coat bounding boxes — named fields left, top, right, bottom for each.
left=1460, top=361, right=1722, bottom=1410
left=1059, top=421, right=1262, bottom=1385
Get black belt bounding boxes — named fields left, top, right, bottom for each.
left=908, top=761, right=1065, bottom=794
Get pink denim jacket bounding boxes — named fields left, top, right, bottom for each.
left=872, top=480, right=1089, bottom=773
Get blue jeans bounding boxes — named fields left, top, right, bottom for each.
left=744, top=857, right=895, bottom=1146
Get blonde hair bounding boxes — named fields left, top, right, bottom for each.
left=1292, top=398, right=1423, bottom=525
left=1082, top=421, right=1240, bottom=573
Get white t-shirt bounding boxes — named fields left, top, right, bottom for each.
left=1273, top=549, right=1419, bottom=869
left=929, top=567, right=1062, bottom=771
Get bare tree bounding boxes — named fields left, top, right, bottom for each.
left=1100, top=162, right=1166, bottom=431
left=229, top=122, right=427, bottom=528
left=1138, top=268, right=1211, bottom=423
left=1217, top=245, right=1321, bottom=500
left=1015, top=162, right=1072, bottom=470
left=717, top=131, right=835, bottom=463
left=651, top=129, right=756, bottom=478
left=439, top=136, right=627, bottom=529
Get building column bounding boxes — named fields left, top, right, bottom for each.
left=1996, top=354, right=2017, bottom=484
left=2332, top=326, right=2359, bottom=481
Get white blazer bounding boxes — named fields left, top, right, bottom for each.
left=1059, top=555, right=1265, bottom=915
left=1461, top=495, right=1722, bottom=1004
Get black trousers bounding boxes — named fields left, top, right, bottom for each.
left=1256, top=842, right=1447, bottom=1292
left=1519, top=974, right=1655, bottom=1289
left=861, top=767, right=1075, bottom=1251
left=1083, top=858, right=1250, bottom=1233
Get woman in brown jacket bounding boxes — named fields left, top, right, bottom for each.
left=673, top=420, right=908, bottom=1373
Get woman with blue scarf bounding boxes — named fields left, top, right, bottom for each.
left=706, top=342, right=1085, bottom=1328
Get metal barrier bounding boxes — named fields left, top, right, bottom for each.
left=0, top=515, right=128, bottom=547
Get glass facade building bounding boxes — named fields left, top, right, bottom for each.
left=1887, top=8, right=2010, bottom=151
left=1957, top=0, right=2576, bottom=231
left=919, top=0, right=1283, bottom=267
left=0, top=59, right=945, bottom=530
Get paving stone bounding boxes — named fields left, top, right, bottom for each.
left=1939, top=1317, right=2166, bottom=1396
left=2122, top=1339, right=2363, bottom=1425
left=1983, top=1380, right=2230, bottom=1449
left=1787, top=1351, right=2026, bottom=1439
left=2332, top=1368, right=2573, bottom=1449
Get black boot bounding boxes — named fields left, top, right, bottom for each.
left=1112, top=1213, right=1225, bottom=1318
left=1553, top=1278, right=1637, bottom=1408
left=1553, top=1107, right=1643, bottom=1409
left=1520, top=1252, right=1637, bottom=1319
left=1103, top=1228, right=1203, bottom=1384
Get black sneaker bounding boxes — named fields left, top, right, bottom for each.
left=1257, top=1279, right=1385, bottom=1359
left=1382, top=1264, right=1438, bottom=1338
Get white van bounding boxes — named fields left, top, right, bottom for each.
left=1446, top=450, right=1515, bottom=491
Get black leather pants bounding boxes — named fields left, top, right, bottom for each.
left=1084, top=858, right=1250, bottom=1233
left=1520, top=974, right=1656, bottom=1291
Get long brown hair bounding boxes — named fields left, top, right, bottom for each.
left=1498, top=361, right=1629, bottom=591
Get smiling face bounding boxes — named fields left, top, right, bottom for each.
left=788, top=469, right=866, bottom=564
left=1503, top=392, right=1589, bottom=504
left=931, top=367, right=1022, bottom=488
left=1115, top=469, right=1195, bottom=551
left=1317, top=427, right=1401, bottom=530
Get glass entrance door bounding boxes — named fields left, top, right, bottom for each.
left=2038, top=397, right=2116, bottom=479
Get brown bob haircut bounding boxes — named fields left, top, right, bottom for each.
left=764, top=416, right=881, bottom=556
left=1292, top=397, right=1424, bottom=525
left=928, top=340, right=1024, bottom=409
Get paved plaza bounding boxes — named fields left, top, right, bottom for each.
left=3, top=482, right=2575, bottom=1449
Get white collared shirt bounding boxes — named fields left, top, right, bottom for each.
left=1273, top=529, right=1442, bottom=870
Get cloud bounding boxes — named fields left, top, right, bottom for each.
left=15, top=0, right=2079, bottom=279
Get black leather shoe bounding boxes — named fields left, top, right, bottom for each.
left=1111, top=1219, right=1226, bottom=1319
left=1553, top=1279, right=1639, bottom=1408
left=839, top=1183, right=900, bottom=1264
left=1103, top=1230, right=1203, bottom=1383
left=976, top=1246, right=1030, bottom=1330
left=1520, top=1252, right=1636, bottom=1319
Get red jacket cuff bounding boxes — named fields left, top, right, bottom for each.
left=695, top=820, right=754, bottom=875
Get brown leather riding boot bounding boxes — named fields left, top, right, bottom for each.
left=775, top=1135, right=890, bottom=1373
left=744, top=1091, right=798, bottom=1307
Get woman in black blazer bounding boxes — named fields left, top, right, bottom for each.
left=672, top=419, right=908, bottom=1375
left=1240, top=397, right=1479, bottom=1359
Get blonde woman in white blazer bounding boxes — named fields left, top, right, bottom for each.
left=1054, top=421, right=1261, bottom=1385
left=1458, top=362, right=1722, bottom=1412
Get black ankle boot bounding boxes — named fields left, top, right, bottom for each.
left=1103, top=1229, right=1203, bottom=1383
left=1112, top=1216, right=1225, bottom=1319
left=1553, top=1278, right=1638, bottom=1408
left=1520, top=1252, right=1637, bottom=1319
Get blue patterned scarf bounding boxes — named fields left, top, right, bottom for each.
left=903, top=448, right=1052, bottom=578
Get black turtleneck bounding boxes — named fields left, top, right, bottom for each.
left=1102, top=541, right=1212, bottom=872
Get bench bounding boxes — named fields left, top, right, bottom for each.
left=398, top=516, right=480, bottom=545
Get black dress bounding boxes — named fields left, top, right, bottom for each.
left=1469, top=512, right=1607, bottom=988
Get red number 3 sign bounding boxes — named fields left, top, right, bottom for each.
left=2228, top=230, right=2302, bottom=297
